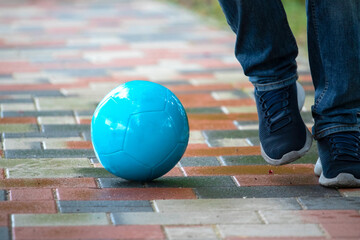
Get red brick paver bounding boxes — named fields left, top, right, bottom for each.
left=0, top=117, right=37, bottom=124
left=321, top=223, right=360, bottom=239
left=9, top=189, right=54, bottom=201
left=0, top=201, right=56, bottom=214
left=13, top=226, right=166, bottom=240
left=184, top=164, right=314, bottom=176
left=235, top=174, right=319, bottom=186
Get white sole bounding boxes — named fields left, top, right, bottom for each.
left=315, top=158, right=360, bottom=187
left=261, top=127, right=313, bottom=166
left=319, top=172, right=360, bottom=188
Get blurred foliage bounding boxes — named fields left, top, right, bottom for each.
left=164, top=0, right=307, bottom=46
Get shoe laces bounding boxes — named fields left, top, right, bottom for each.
left=329, top=132, right=360, bottom=162
left=257, top=86, right=292, bottom=133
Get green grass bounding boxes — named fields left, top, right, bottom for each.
left=164, top=0, right=307, bottom=46
left=282, top=0, right=307, bottom=45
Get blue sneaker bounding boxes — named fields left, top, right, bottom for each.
left=316, top=131, right=360, bottom=188
left=255, top=82, right=313, bottom=165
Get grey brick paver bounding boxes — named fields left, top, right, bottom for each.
left=147, top=176, right=236, bottom=188
left=5, top=149, right=95, bottom=159
left=0, top=90, right=64, bottom=97
left=58, top=200, right=153, bottom=213
left=3, top=132, right=82, bottom=138
left=180, top=157, right=220, bottom=167
left=41, top=124, right=90, bottom=134
left=0, top=227, right=10, bottom=240
left=186, top=107, right=223, bottom=114
left=0, top=190, right=6, bottom=201
left=203, top=130, right=258, bottom=140
left=220, top=155, right=266, bottom=165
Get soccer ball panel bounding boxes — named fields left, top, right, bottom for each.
left=165, top=90, right=190, bottom=144
left=112, top=81, right=168, bottom=114
left=124, top=111, right=178, bottom=168
left=151, top=143, right=188, bottom=179
left=91, top=97, right=128, bottom=154
left=100, top=151, right=153, bottom=181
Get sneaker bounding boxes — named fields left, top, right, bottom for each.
left=255, top=82, right=313, bottom=165
left=316, top=131, right=360, bottom=188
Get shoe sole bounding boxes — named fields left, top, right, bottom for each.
left=261, top=127, right=313, bottom=166
left=319, top=173, right=360, bottom=188
left=315, top=158, right=360, bottom=188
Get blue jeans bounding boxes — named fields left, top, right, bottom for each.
left=218, top=0, right=360, bottom=140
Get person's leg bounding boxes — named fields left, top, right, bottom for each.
left=306, top=0, right=360, bottom=187
left=218, top=0, right=298, bottom=89
left=218, top=0, right=312, bottom=165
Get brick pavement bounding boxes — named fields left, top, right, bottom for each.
left=0, top=0, right=359, bottom=239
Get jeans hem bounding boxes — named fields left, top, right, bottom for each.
left=314, top=125, right=360, bottom=140
left=251, top=73, right=298, bottom=91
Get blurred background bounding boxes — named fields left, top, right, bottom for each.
left=164, top=0, right=307, bottom=47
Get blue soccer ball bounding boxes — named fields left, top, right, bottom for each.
left=91, top=80, right=189, bottom=181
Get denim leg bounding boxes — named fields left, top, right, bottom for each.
left=218, top=0, right=299, bottom=91
left=306, top=0, right=360, bottom=139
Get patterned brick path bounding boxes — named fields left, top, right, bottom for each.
left=0, top=0, right=359, bottom=239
